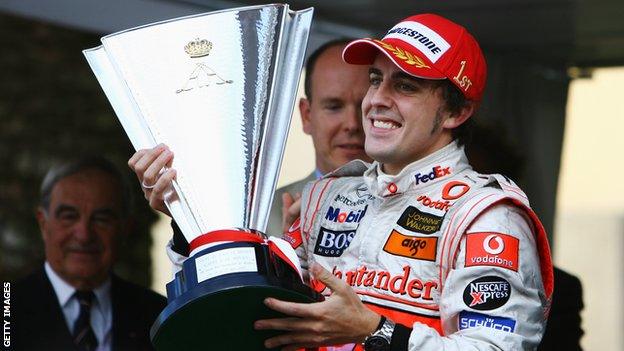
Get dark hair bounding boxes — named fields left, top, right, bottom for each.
left=434, top=79, right=474, bottom=146
left=304, top=38, right=354, bottom=101
left=39, top=156, right=132, bottom=217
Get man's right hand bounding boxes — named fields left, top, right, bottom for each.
left=281, top=192, right=302, bottom=234
left=128, top=144, right=177, bottom=216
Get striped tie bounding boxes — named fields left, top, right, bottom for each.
left=73, top=290, right=98, bottom=351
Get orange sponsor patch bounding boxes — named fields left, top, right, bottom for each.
left=383, top=230, right=438, bottom=261
left=465, top=232, right=519, bottom=271
left=283, top=217, right=303, bottom=249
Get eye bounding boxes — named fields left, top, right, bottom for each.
left=324, top=102, right=343, bottom=111
left=396, top=81, right=418, bottom=93
left=57, top=211, right=79, bottom=223
left=369, top=73, right=382, bottom=87
left=92, top=213, right=118, bottom=228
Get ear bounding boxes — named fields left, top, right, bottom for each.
left=36, top=207, right=48, bottom=241
left=299, top=97, right=312, bottom=135
left=442, top=101, right=476, bottom=130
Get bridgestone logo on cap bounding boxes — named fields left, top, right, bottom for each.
left=384, top=21, right=450, bottom=63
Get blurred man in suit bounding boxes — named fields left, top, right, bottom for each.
left=266, top=39, right=373, bottom=236
left=13, top=157, right=166, bottom=351
left=465, top=125, right=584, bottom=350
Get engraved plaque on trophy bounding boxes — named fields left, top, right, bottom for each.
left=83, top=4, right=318, bottom=350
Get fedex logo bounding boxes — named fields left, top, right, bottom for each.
left=325, top=205, right=367, bottom=224
left=414, top=166, right=451, bottom=185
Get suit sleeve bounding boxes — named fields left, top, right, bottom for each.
left=401, top=203, right=548, bottom=350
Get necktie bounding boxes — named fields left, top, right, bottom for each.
left=73, top=290, right=98, bottom=351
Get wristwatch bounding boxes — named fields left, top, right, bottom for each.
left=363, top=316, right=395, bottom=351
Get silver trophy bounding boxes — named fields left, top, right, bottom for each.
left=83, top=4, right=318, bottom=350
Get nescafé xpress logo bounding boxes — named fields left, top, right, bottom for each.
left=463, top=276, right=511, bottom=310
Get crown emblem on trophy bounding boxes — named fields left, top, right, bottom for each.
left=176, top=38, right=232, bottom=93
left=184, top=38, right=212, bottom=58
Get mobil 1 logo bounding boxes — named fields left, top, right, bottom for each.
left=463, top=276, right=511, bottom=310
left=314, top=227, right=356, bottom=257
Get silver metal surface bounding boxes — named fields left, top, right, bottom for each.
left=84, top=4, right=313, bottom=242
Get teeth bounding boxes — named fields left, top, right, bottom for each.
left=373, top=119, right=399, bottom=130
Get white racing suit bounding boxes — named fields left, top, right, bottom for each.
left=284, top=141, right=554, bottom=350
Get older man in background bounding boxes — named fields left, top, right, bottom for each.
left=13, top=157, right=166, bottom=351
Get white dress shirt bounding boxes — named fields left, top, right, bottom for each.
left=45, top=262, right=113, bottom=351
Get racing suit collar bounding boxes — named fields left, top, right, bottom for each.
left=363, top=140, right=471, bottom=197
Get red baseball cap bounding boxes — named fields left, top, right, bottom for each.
left=343, top=14, right=487, bottom=101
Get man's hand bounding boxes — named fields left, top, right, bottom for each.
left=281, top=192, right=301, bottom=234
left=254, top=263, right=381, bottom=350
left=127, top=144, right=177, bottom=216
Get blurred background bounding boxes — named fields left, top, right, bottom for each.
left=0, top=0, right=622, bottom=349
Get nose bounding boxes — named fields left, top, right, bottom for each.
left=343, top=104, right=364, bottom=134
left=368, top=82, right=393, bottom=108
left=73, top=218, right=94, bottom=243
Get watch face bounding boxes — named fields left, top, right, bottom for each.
left=364, top=335, right=390, bottom=351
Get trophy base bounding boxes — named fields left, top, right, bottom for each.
left=150, top=236, right=322, bottom=351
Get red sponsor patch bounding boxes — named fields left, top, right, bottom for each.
left=465, top=232, right=519, bottom=271
left=283, top=217, right=303, bottom=249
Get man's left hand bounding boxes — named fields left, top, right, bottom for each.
left=254, top=263, right=380, bottom=350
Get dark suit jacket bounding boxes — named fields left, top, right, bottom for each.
left=12, top=267, right=167, bottom=351
left=267, top=172, right=316, bottom=237
left=538, top=267, right=584, bottom=351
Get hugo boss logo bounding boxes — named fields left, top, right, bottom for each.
left=463, top=276, right=511, bottom=310
left=314, top=227, right=356, bottom=257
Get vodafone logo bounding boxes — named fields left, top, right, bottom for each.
left=441, top=181, right=470, bottom=200
left=465, top=232, right=519, bottom=272
left=288, top=217, right=301, bottom=233
left=483, top=234, right=504, bottom=255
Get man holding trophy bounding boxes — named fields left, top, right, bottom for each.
left=114, top=8, right=553, bottom=351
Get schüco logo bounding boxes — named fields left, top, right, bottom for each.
left=414, top=166, right=451, bottom=185
left=462, top=276, right=511, bottom=310
left=458, top=311, right=516, bottom=333
left=314, top=227, right=356, bottom=257
left=325, top=205, right=367, bottom=223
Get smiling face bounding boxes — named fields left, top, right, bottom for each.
left=362, top=55, right=471, bottom=175
left=37, top=169, right=125, bottom=290
left=301, top=44, right=372, bottom=174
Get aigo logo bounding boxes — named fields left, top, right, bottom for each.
left=465, top=232, right=519, bottom=272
